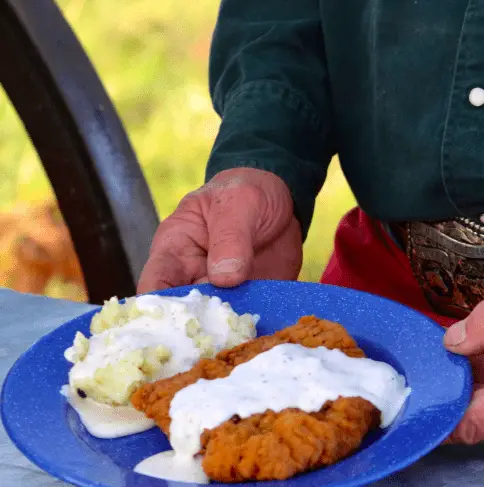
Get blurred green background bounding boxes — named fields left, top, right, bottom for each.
left=0, top=0, right=356, bottom=301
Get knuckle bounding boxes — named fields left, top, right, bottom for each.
left=214, top=226, right=244, bottom=247
left=150, top=222, right=176, bottom=254
left=245, top=189, right=267, bottom=210
left=213, top=181, right=263, bottom=205
left=177, top=190, right=201, bottom=211
left=209, top=186, right=263, bottom=226
left=150, top=223, right=191, bottom=259
left=460, top=410, right=482, bottom=444
left=234, top=183, right=263, bottom=202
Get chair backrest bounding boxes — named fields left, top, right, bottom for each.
left=0, top=0, right=160, bottom=304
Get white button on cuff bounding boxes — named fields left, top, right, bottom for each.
left=469, top=87, right=484, bottom=107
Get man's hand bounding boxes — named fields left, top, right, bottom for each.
left=443, top=300, right=484, bottom=444
left=138, top=167, right=303, bottom=293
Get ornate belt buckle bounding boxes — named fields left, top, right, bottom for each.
left=407, top=218, right=484, bottom=319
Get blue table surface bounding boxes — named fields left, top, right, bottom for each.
left=1, top=288, right=483, bottom=487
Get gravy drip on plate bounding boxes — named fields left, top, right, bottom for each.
left=60, top=386, right=154, bottom=439
left=135, top=343, right=411, bottom=481
left=134, top=450, right=209, bottom=484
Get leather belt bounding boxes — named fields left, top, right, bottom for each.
left=389, top=218, right=484, bottom=320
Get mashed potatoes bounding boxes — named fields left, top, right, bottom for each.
left=64, top=290, right=259, bottom=406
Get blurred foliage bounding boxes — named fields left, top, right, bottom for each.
left=0, top=0, right=356, bottom=300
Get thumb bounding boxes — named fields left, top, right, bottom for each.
left=206, top=195, right=255, bottom=288
left=444, top=301, right=484, bottom=355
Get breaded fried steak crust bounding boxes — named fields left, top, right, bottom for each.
left=131, top=316, right=380, bottom=482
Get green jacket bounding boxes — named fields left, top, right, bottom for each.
left=204, top=0, right=484, bottom=239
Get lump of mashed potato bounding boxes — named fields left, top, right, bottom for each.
left=64, top=290, right=259, bottom=406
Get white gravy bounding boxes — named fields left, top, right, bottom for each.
left=134, top=451, right=209, bottom=484
left=135, top=343, right=411, bottom=482
left=63, top=290, right=259, bottom=440
left=61, top=385, right=155, bottom=439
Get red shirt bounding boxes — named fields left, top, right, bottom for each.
left=320, top=208, right=457, bottom=328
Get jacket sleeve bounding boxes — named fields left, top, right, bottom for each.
left=205, top=0, right=336, bottom=239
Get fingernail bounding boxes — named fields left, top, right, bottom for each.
left=444, top=320, right=467, bottom=347
left=211, top=258, right=243, bottom=275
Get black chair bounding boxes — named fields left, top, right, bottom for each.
left=0, top=0, right=160, bottom=304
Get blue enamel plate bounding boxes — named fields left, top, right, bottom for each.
left=1, top=281, right=472, bottom=487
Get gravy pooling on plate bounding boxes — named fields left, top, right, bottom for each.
left=60, top=385, right=155, bottom=438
